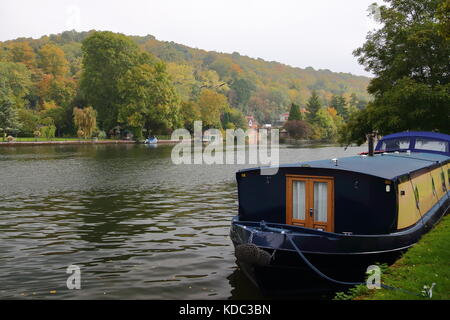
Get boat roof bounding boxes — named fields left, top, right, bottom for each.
left=242, top=152, right=450, bottom=181
left=379, top=131, right=450, bottom=142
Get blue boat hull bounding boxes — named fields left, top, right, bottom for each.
left=230, top=194, right=450, bottom=295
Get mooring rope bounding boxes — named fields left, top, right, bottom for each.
left=284, top=233, right=424, bottom=297
left=234, top=221, right=430, bottom=297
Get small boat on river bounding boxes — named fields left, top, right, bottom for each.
left=144, top=136, right=158, bottom=144
left=230, top=131, right=450, bottom=294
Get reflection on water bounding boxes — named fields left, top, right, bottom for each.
left=0, top=143, right=365, bottom=299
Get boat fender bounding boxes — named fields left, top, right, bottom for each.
left=235, top=243, right=272, bottom=267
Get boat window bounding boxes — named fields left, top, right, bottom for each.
left=381, top=138, right=411, bottom=151
left=292, top=181, right=306, bottom=220
left=415, top=138, right=449, bottom=153
left=314, top=182, right=328, bottom=222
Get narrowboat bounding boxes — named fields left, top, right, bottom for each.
left=230, top=132, right=450, bottom=294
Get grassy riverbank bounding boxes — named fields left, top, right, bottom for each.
left=3, top=135, right=174, bottom=143
left=335, top=213, right=450, bottom=300
left=4, top=137, right=106, bottom=142
left=0, top=137, right=181, bottom=146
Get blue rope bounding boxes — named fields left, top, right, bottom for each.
left=284, top=233, right=424, bottom=297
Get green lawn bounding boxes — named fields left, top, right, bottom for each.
left=335, top=213, right=450, bottom=300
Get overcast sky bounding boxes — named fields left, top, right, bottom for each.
left=0, top=0, right=381, bottom=76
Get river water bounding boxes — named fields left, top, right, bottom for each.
left=0, top=143, right=365, bottom=299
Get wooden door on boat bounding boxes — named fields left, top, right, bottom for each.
left=286, top=175, right=334, bottom=232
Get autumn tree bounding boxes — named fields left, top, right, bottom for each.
left=73, top=106, right=97, bottom=139
left=197, top=89, right=229, bottom=129
left=0, top=29, right=378, bottom=138
left=38, top=43, right=69, bottom=77
left=8, top=42, right=36, bottom=69
left=284, top=120, right=312, bottom=139
left=37, top=74, right=77, bottom=107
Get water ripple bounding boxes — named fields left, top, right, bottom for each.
left=0, top=143, right=365, bottom=299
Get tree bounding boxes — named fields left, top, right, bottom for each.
left=342, top=0, right=450, bottom=143
left=17, top=108, right=40, bottom=136
left=80, top=31, right=142, bottom=131
left=41, top=101, right=66, bottom=136
left=288, top=103, right=303, bottom=121
left=37, top=74, right=76, bottom=107
left=0, top=61, right=32, bottom=109
left=197, top=89, right=229, bottom=129
left=8, top=42, right=36, bottom=69
left=1, top=30, right=379, bottom=139
left=0, top=61, right=32, bottom=134
left=117, top=62, right=180, bottom=138
left=306, top=90, right=321, bottom=121
left=166, top=62, right=197, bottom=102
left=229, top=78, right=255, bottom=107
left=437, top=0, right=450, bottom=40
left=221, top=108, right=247, bottom=130
left=210, top=57, right=234, bottom=79
left=283, top=120, right=312, bottom=139
left=330, top=94, right=348, bottom=119
left=38, top=43, right=69, bottom=77
left=311, top=108, right=338, bottom=141
left=180, top=101, right=201, bottom=132
left=73, top=106, right=97, bottom=139
left=0, top=96, right=19, bottom=134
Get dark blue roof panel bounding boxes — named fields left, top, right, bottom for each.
left=380, top=131, right=450, bottom=142
left=280, top=152, right=450, bottom=180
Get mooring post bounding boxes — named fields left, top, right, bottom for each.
left=367, top=133, right=375, bottom=156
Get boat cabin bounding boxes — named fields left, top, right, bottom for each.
left=232, top=131, right=450, bottom=292
left=375, top=131, right=450, bottom=156
left=237, top=152, right=450, bottom=236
